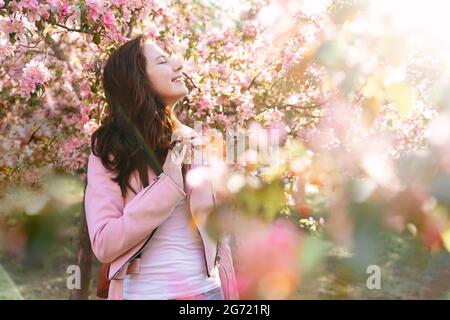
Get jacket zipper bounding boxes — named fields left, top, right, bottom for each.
left=112, top=175, right=162, bottom=279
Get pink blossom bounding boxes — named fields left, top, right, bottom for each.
left=211, top=113, right=232, bottom=127
left=198, top=96, right=212, bottom=108
left=1, top=17, right=22, bottom=33
left=216, top=96, right=231, bottom=106
left=80, top=103, right=92, bottom=118
left=17, top=0, right=39, bottom=10
left=194, top=96, right=214, bottom=117
left=23, top=169, right=40, bottom=185
left=109, top=0, right=129, bottom=5
left=47, top=0, right=60, bottom=8
left=236, top=92, right=255, bottom=119
left=243, top=21, right=258, bottom=38
left=102, top=10, right=116, bottom=28
left=146, top=26, right=158, bottom=38
left=87, top=6, right=101, bottom=20
left=262, top=108, right=284, bottom=126
left=83, top=120, right=99, bottom=136
left=47, top=0, right=71, bottom=15
left=283, top=48, right=294, bottom=69
left=59, top=137, right=86, bottom=171
left=0, top=40, right=14, bottom=59
left=104, top=27, right=126, bottom=42
left=85, top=0, right=104, bottom=20
left=85, top=0, right=103, bottom=8
left=21, top=59, right=51, bottom=95
left=122, top=7, right=131, bottom=23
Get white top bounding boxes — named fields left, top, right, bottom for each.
left=123, top=197, right=221, bottom=300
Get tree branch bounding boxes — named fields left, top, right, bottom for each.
left=182, top=71, right=201, bottom=92
left=126, top=15, right=136, bottom=39
left=245, top=69, right=265, bottom=91
left=26, top=124, right=43, bottom=145
left=44, top=34, right=82, bottom=101
left=52, top=22, right=92, bottom=34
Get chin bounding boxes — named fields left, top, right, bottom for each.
left=177, top=86, right=189, bottom=97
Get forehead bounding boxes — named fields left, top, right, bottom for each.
left=142, top=41, right=166, bottom=60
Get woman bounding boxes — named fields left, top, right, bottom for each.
left=84, top=34, right=238, bottom=300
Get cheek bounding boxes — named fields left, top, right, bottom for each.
left=153, top=78, right=171, bottom=95
left=147, top=69, right=172, bottom=95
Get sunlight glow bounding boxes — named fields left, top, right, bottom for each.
left=370, top=0, right=450, bottom=71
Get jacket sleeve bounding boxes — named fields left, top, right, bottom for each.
left=84, top=152, right=185, bottom=263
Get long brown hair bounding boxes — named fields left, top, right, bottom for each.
left=91, top=35, right=177, bottom=197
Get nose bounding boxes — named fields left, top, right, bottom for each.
left=173, top=56, right=183, bottom=72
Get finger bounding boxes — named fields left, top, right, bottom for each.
left=168, top=148, right=179, bottom=165
left=174, top=144, right=187, bottom=165
left=169, top=144, right=186, bottom=165
left=172, top=142, right=184, bottom=155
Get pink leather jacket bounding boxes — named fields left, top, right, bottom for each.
left=84, top=151, right=239, bottom=300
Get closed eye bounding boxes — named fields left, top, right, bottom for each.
left=155, top=54, right=170, bottom=65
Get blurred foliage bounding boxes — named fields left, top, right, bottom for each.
left=0, top=168, right=83, bottom=266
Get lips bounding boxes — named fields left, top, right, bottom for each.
left=171, top=75, right=183, bottom=82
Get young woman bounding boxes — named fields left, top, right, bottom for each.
left=84, top=35, right=238, bottom=300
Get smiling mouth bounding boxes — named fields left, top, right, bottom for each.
left=171, top=76, right=183, bottom=82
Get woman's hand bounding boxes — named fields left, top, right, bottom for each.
left=162, top=142, right=187, bottom=190
left=171, top=119, right=207, bottom=164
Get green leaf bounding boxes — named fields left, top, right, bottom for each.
left=93, top=33, right=101, bottom=45
left=9, top=32, right=16, bottom=45
left=49, top=14, right=56, bottom=25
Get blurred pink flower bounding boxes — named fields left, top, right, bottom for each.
left=283, top=48, right=294, bottom=68
left=23, top=168, right=40, bottom=185
left=233, top=218, right=302, bottom=299
left=243, top=21, right=258, bottom=38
